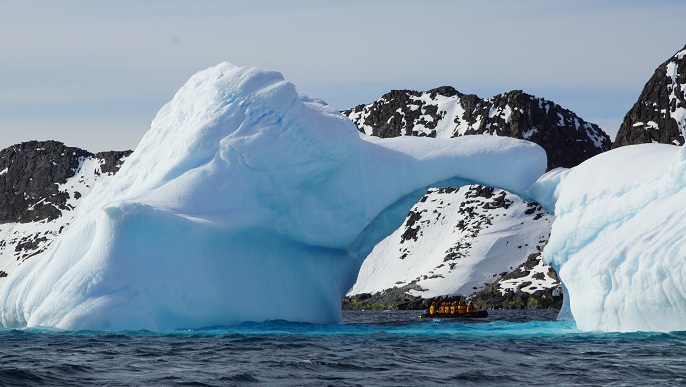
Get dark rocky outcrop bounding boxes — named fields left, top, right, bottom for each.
left=467, top=252, right=562, bottom=309
left=342, top=285, right=430, bottom=311
left=344, top=88, right=611, bottom=170
left=476, top=91, right=610, bottom=171
left=96, top=150, right=132, bottom=175
left=0, top=141, right=131, bottom=223
left=613, top=44, right=686, bottom=148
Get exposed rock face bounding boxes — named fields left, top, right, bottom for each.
left=0, top=141, right=131, bottom=223
left=0, top=141, right=131, bottom=286
left=0, top=141, right=90, bottom=223
left=344, top=88, right=611, bottom=170
left=342, top=284, right=429, bottom=311
left=467, top=252, right=562, bottom=309
left=614, top=45, right=686, bottom=148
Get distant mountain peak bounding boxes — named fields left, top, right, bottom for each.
left=343, top=87, right=611, bottom=170
left=0, top=140, right=131, bottom=223
left=613, top=44, right=686, bottom=148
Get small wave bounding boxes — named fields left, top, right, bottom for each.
left=0, top=368, right=46, bottom=385
left=293, top=359, right=389, bottom=372
left=1, top=311, right=685, bottom=385
left=220, top=372, right=260, bottom=383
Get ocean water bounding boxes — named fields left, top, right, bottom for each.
left=1, top=309, right=685, bottom=386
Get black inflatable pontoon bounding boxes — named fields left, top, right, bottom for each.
left=420, top=310, right=488, bottom=319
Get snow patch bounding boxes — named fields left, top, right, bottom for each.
left=498, top=259, right=558, bottom=295
left=522, top=128, right=538, bottom=139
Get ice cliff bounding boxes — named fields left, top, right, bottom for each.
left=0, top=63, right=546, bottom=330
left=530, top=143, right=686, bottom=332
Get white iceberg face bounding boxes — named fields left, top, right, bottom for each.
left=0, top=63, right=546, bottom=330
left=530, top=143, right=686, bottom=332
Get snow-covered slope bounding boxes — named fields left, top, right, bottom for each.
left=530, top=143, right=686, bottom=332
left=0, top=62, right=546, bottom=330
left=614, top=45, right=686, bottom=147
left=349, top=185, right=554, bottom=298
left=0, top=142, right=130, bottom=288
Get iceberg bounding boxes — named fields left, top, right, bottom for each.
left=0, top=63, right=546, bottom=330
left=530, top=143, right=686, bottom=332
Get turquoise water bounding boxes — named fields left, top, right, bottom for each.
left=1, top=310, right=684, bottom=385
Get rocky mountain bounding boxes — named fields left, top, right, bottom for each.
left=347, top=185, right=558, bottom=309
left=0, top=141, right=130, bottom=282
left=343, top=88, right=613, bottom=309
left=613, top=45, right=686, bottom=148
left=0, top=141, right=130, bottom=223
left=343, top=88, right=611, bottom=170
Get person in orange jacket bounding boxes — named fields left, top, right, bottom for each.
left=457, top=302, right=466, bottom=314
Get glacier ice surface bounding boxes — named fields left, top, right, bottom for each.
left=529, top=143, right=686, bottom=332
left=0, top=62, right=546, bottom=330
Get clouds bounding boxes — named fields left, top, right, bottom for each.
left=1, top=0, right=684, bottom=151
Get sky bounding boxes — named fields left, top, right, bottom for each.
left=1, top=0, right=685, bottom=152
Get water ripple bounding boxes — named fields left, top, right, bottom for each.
left=1, top=310, right=685, bottom=385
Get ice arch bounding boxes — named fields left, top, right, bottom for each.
left=0, top=63, right=546, bottom=330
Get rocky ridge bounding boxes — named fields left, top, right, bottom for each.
left=0, top=140, right=131, bottom=223
left=346, top=184, right=560, bottom=310
left=614, top=44, right=686, bottom=148
left=0, top=141, right=130, bottom=286
left=343, top=88, right=611, bottom=170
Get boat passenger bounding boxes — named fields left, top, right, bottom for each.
left=429, top=302, right=436, bottom=315
left=457, top=302, right=466, bottom=314
left=450, top=302, right=456, bottom=315
left=467, top=302, right=476, bottom=313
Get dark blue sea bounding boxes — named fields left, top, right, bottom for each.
left=1, top=309, right=684, bottom=386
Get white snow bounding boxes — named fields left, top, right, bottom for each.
left=488, top=104, right=512, bottom=124
left=584, top=124, right=607, bottom=149
left=498, top=258, right=558, bottom=295
left=345, top=108, right=373, bottom=136
left=665, top=59, right=686, bottom=141
left=409, top=93, right=464, bottom=138
left=348, top=186, right=553, bottom=298
left=0, top=167, right=7, bottom=176
left=528, top=143, right=686, bottom=332
left=522, top=128, right=538, bottom=139
left=0, top=62, right=547, bottom=331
